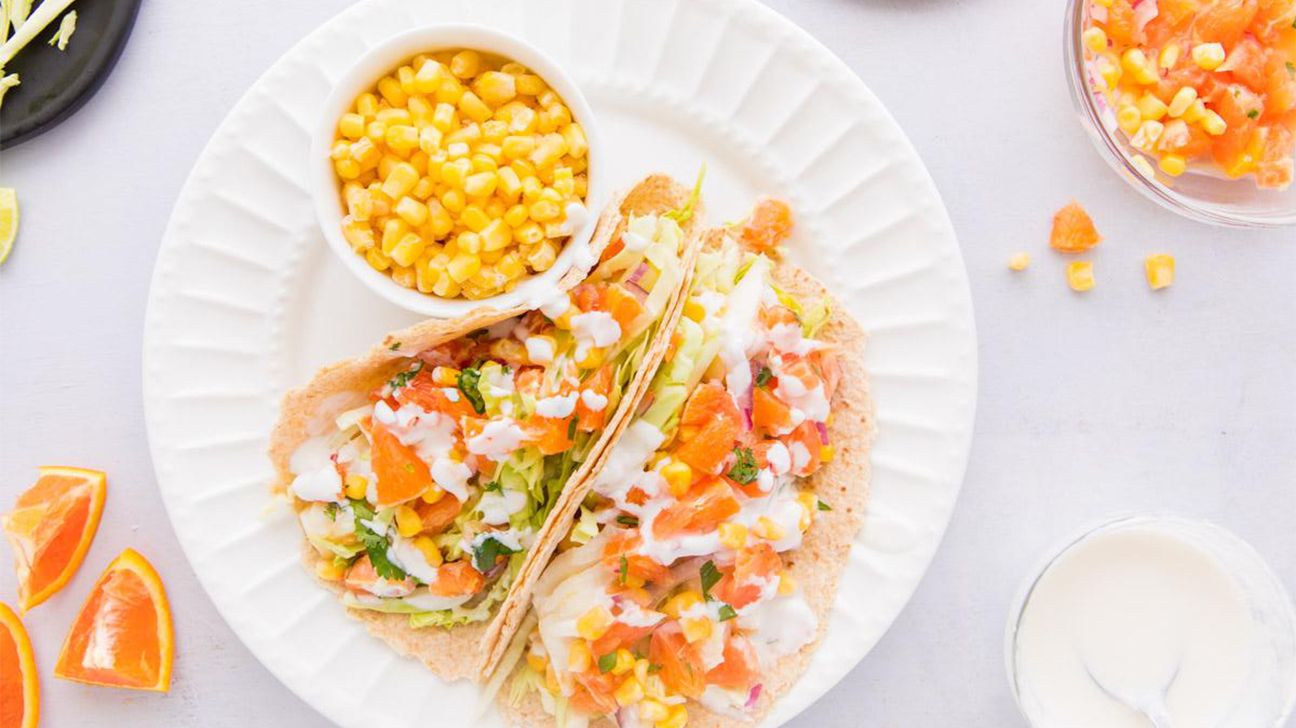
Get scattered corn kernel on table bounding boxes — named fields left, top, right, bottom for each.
left=2, top=1, right=1295, bottom=726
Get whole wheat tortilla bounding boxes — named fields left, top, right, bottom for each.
left=497, top=239, right=874, bottom=724
left=267, top=174, right=704, bottom=682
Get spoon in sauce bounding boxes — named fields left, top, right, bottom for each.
left=1083, top=658, right=1179, bottom=728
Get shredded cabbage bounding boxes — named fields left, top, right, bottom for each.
left=775, top=286, right=832, bottom=337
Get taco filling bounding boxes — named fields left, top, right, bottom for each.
left=285, top=211, right=689, bottom=628
left=505, top=200, right=842, bottom=726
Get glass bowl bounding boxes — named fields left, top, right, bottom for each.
left=1005, top=514, right=1296, bottom=727
left=1064, top=1, right=1296, bottom=228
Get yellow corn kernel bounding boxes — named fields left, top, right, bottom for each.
left=637, top=699, right=670, bottom=722
left=681, top=617, right=713, bottom=644
left=482, top=119, right=509, bottom=142
left=382, top=162, right=420, bottom=199
left=460, top=205, right=490, bottom=233
left=481, top=219, right=513, bottom=252
left=432, top=273, right=461, bottom=298
left=1007, top=252, right=1031, bottom=271
left=394, top=505, right=423, bottom=538
left=714, top=522, right=748, bottom=551
left=447, top=252, right=482, bottom=283
left=820, top=444, right=836, bottom=463
left=457, top=231, right=484, bottom=255
left=450, top=50, right=480, bottom=79
left=315, top=559, right=346, bottom=581
left=381, top=218, right=410, bottom=253
left=447, top=141, right=471, bottom=159
left=350, top=137, right=381, bottom=167
left=1081, top=27, right=1107, bottom=54
left=414, top=60, right=447, bottom=94
left=1181, top=98, right=1207, bottom=124
left=342, top=221, right=374, bottom=252
left=365, top=247, right=392, bottom=272
left=390, top=233, right=427, bottom=268
left=1095, top=54, right=1122, bottom=90
left=335, top=158, right=361, bottom=180
left=392, top=264, right=417, bottom=288
left=396, top=65, right=418, bottom=95
left=1159, top=43, right=1182, bottom=70
left=454, top=90, right=490, bottom=124
left=440, top=158, right=471, bottom=189
left=661, top=460, right=693, bottom=497
left=530, top=133, right=569, bottom=169
left=681, top=298, right=708, bottom=323
left=516, top=221, right=546, bottom=248
left=501, top=134, right=537, bottom=161
left=395, top=197, right=429, bottom=228
left=614, top=677, right=644, bottom=707
left=1136, top=93, right=1168, bottom=121
left=497, top=252, right=525, bottom=280
left=662, top=590, right=703, bottom=619
left=753, top=515, right=787, bottom=542
left=1130, top=120, right=1165, bottom=153
left=577, top=606, right=613, bottom=641
left=412, top=535, right=443, bottom=567
left=577, top=346, right=604, bottom=369
left=539, top=105, right=571, bottom=133
left=1201, top=110, right=1227, bottom=136
left=497, top=202, right=528, bottom=229
left=658, top=704, right=689, bottom=728
left=338, top=113, right=366, bottom=140
left=376, top=76, right=406, bottom=107
left=380, top=125, right=415, bottom=155
left=529, top=199, right=561, bottom=222
left=778, top=571, right=798, bottom=597
left=376, top=108, right=412, bottom=127
left=441, top=188, right=466, bottom=214
left=1066, top=261, right=1095, bottom=292
left=609, top=648, right=636, bottom=676
left=567, top=639, right=593, bottom=673
left=423, top=200, right=452, bottom=237
left=1158, top=153, right=1187, bottom=177
left=1191, top=42, right=1226, bottom=71
left=1166, top=87, right=1197, bottom=119
left=355, top=92, right=379, bottom=118
left=344, top=474, right=368, bottom=500
left=418, top=126, right=444, bottom=155
left=1121, top=49, right=1158, bottom=85
left=432, top=102, right=457, bottom=132
left=464, top=171, right=499, bottom=199
left=1145, top=254, right=1175, bottom=290
left=329, top=138, right=349, bottom=161
left=470, top=71, right=514, bottom=107
left=366, top=120, right=387, bottom=145
left=1114, top=105, right=1141, bottom=136
left=526, top=650, right=548, bottom=675
left=492, top=167, right=522, bottom=203
left=561, top=123, right=588, bottom=159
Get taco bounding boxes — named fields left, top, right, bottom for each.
left=268, top=174, right=703, bottom=681
left=492, top=198, right=873, bottom=726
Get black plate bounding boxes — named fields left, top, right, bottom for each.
left=0, top=0, right=141, bottom=149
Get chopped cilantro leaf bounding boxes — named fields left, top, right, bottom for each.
left=458, top=367, right=486, bottom=414
left=727, top=447, right=759, bottom=485
left=349, top=499, right=407, bottom=581
left=700, top=560, right=722, bottom=599
left=598, top=652, right=618, bottom=673
left=483, top=480, right=502, bottom=493
left=324, top=502, right=340, bottom=521
left=717, top=604, right=737, bottom=622
left=1288, top=61, right=1296, bottom=77
left=755, top=366, right=772, bottom=387
left=472, top=534, right=520, bottom=572
left=616, top=515, right=640, bottom=527
left=647, top=663, right=662, bottom=674
left=817, top=499, right=833, bottom=511
left=1247, top=109, right=1260, bottom=119
left=388, top=361, right=424, bottom=390
left=567, top=416, right=578, bottom=440
left=619, top=556, right=629, bottom=585
left=388, top=341, right=402, bottom=351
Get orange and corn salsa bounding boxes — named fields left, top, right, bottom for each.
left=331, top=49, right=592, bottom=299
left=509, top=201, right=840, bottom=727
left=286, top=212, right=687, bottom=627
left=1083, top=0, right=1296, bottom=188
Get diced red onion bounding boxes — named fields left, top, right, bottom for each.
left=627, top=262, right=651, bottom=286
left=816, top=421, right=829, bottom=444
left=742, top=406, right=754, bottom=431
left=1133, top=0, right=1158, bottom=32
left=626, top=279, right=650, bottom=301
left=746, top=684, right=763, bottom=709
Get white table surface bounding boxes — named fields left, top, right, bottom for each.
left=2, top=0, right=1294, bottom=726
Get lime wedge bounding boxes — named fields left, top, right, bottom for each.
left=0, top=187, right=17, bottom=265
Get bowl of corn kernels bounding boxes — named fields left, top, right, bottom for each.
left=1066, top=0, right=1296, bottom=227
left=312, top=25, right=607, bottom=316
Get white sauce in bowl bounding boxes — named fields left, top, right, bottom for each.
left=1010, top=517, right=1296, bottom=728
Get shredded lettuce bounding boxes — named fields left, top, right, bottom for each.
left=641, top=316, right=703, bottom=433
left=308, top=535, right=363, bottom=560
left=663, top=163, right=705, bottom=225
left=775, top=286, right=832, bottom=337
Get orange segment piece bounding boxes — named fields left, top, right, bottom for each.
left=737, top=197, right=794, bottom=254
left=370, top=421, right=433, bottom=507
left=0, top=601, right=39, bottom=728
left=1049, top=202, right=1102, bottom=254
left=2, top=466, right=107, bottom=612
left=674, top=382, right=742, bottom=474
left=54, top=548, right=174, bottom=693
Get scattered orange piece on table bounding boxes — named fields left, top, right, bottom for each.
left=1008, top=252, right=1031, bottom=271
left=55, top=548, right=174, bottom=693
left=737, top=197, right=795, bottom=254
left=1, top=466, right=107, bottom=613
left=1146, top=254, right=1176, bottom=290
left=1067, top=261, right=1096, bottom=292
left=0, top=601, right=39, bottom=728
left=1050, top=202, right=1103, bottom=254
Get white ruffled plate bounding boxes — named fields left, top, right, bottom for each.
left=142, top=0, right=977, bottom=725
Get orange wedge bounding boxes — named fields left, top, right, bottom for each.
left=2, top=466, right=107, bottom=612
left=54, top=549, right=174, bottom=692
left=0, top=602, right=38, bottom=728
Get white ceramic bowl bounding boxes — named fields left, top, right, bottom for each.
left=311, top=24, right=607, bottom=318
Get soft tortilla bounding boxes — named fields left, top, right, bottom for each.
left=267, top=174, right=704, bottom=682
left=497, top=235, right=875, bottom=724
